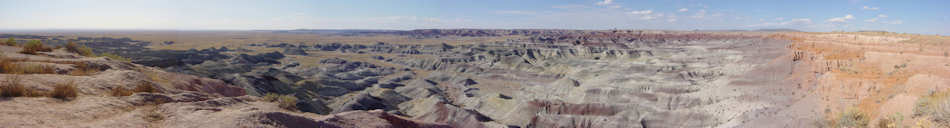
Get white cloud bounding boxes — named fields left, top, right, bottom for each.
left=641, top=15, right=657, bottom=20
left=667, top=18, right=677, bottom=22
left=628, top=10, right=664, bottom=20
left=787, top=18, right=813, bottom=24
left=883, top=20, right=903, bottom=24
left=596, top=0, right=614, bottom=5
left=629, top=10, right=653, bottom=15
left=691, top=9, right=707, bottom=18
left=826, top=14, right=854, bottom=23
left=552, top=4, right=587, bottom=9
left=495, top=10, right=536, bottom=15
left=745, top=18, right=812, bottom=27
left=864, top=14, right=887, bottom=23
left=678, top=8, right=688, bottom=12
left=774, top=17, right=784, bottom=21
left=862, top=6, right=879, bottom=10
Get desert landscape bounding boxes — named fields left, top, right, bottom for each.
left=2, top=0, right=948, bottom=128
left=0, top=29, right=947, bottom=128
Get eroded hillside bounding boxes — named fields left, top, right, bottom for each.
left=0, top=42, right=448, bottom=127
left=2, top=30, right=948, bottom=128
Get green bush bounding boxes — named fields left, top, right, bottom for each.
left=5, top=37, right=15, bottom=46
left=19, top=40, right=51, bottom=54
left=833, top=108, right=870, bottom=128
left=65, top=41, right=95, bottom=56
left=915, top=93, right=950, bottom=127
left=262, top=93, right=298, bottom=110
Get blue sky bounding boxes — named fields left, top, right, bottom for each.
left=0, top=0, right=947, bottom=35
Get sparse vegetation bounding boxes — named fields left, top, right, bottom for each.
left=0, top=74, right=43, bottom=97
left=64, top=41, right=95, bottom=56
left=144, top=70, right=168, bottom=85
left=99, top=53, right=131, bottom=62
left=829, top=108, right=870, bottom=128
left=110, top=87, right=133, bottom=96
left=878, top=112, right=905, bottom=128
left=5, top=37, right=15, bottom=46
left=144, top=107, right=164, bottom=122
left=19, top=40, right=52, bottom=54
left=132, top=82, right=158, bottom=93
left=0, top=57, right=56, bottom=74
left=68, top=62, right=99, bottom=76
left=3, top=63, right=55, bottom=74
left=262, top=93, right=298, bottom=110
left=112, top=82, right=157, bottom=97
left=914, top=91, right=950, bottom=127
left=50, top=81, right=79, bottom=100
left=1, top=74, right=26, bottom=97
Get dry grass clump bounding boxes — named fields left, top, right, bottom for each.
left=50, top=81, right=78, bottom=100
left=111, top=82, right=157, bottom=97
left=143, top=107, right=164, bottom=122
left=5, top=37, right=15, bottom=46
left=877, top=112, right=905, bottom=128
left=132, top=82, right=158, bottom=93
left=826, top=108, right=870, bottom=128
left=914, top=91, right=950, bottom=127
left=19, top=40, right=52, bottom=55
left=262, top=93, right=298, bottom=110
left=144, top=70, right=169, bottom=85
left=110, top=87, right=133, bottom=96
left=1, top=63, right=56, bottom=74
left=64, top=41, right=95, bottom=56
left=68, top=62, right=100, bottom=76
left=0, top=74, right=44, bottom=97
left=0, top=57, right=56, bottom=74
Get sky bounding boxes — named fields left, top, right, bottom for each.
left=0, top=0, right=948, bottom=35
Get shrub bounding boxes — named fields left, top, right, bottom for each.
left=12, top=64, right=55, bottom=74
left=916, top=92, right=950, bottom=127
left=110, top=87, right=132, bottom=97
left=877, top=112, right=904, bottom=128
left=68, top=62, right=99, bottom=76
left=19, top=40, right=51, bottom=54
left=833, top=108, right=870, bottom=128
left=277, top=95, right=298, bottom=110
left=262, top=93, right=280, bottom=101
left=50, top=81, right=78, bottom=100
left=1, top=74, right=47, bottom=97
left=144, top=108, right=164, bottom=122
left=132, top=82, right=158, bottom=93
left=1, top=74, right=25, bottom=97
left=262, top=93, right=298, bottom=110
left=99, top=53, right=130, bottom=62
left=0, top=61, right=56, bottom=74
left=5, top=37, right=14, bottom=46
left=0, top=57, right=11, bottom=73
left=64, top=41, right=94, bottom=56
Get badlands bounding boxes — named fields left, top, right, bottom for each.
left=0, top=29, right=948, bottom=128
